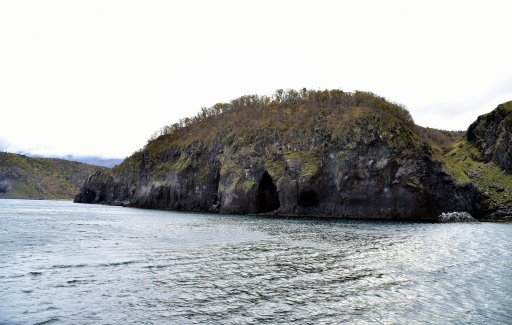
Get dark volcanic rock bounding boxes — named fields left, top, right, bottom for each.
left=75, top=90, right=489, bottom=220
left=467, top=101, right=512, bottom=173
left=76, top=142, right=481, bottom=220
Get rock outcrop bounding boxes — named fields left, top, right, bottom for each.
left=75, top=90, right=512, bottom=221
left=438, top=212, right=476, bottom=223
left=454, top=101, right=512, bottom=220
left=467, top=101, right=512, bottom=173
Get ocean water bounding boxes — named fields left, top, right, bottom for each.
left=0, top=200, right=511, bottom=324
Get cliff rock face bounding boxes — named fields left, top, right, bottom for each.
left=76, top=140, right=480, bottom=220
left=467, top=102, right=512, bottom=173
left=457, top=101, right=512, bottom=220
left=75, top=90, right=490, bottom=220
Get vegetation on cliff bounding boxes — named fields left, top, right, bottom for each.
left=146, top=89, right=414, bottom=148
left=76, top=89, right=490, bottom=220
left=0, top=152, right=105, bottom=199
left=439, top=102, right=512, bottom=217
left=123, top=89, right=424, bottom=179
left=442, top=139, right=512, bottom=209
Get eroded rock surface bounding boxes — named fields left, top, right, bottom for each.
left=75, top=90, right=493, bottom=220
left=467, top=102, right=512, bottom=173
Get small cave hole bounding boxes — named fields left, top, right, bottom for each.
left=298, top=190, right=319, bottom=207
left=0, top=183, right=8, bottom=193
left=212, top=193, right=220, bottom=208
left=85, top=190, right=96, bottom=202
left=256, top=171, right=280, bottom=213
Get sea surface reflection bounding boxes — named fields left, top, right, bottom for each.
left=1, top=200, right=511, bottom=324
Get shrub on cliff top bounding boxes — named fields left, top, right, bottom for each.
left=146, top=89, right=413, bottom=148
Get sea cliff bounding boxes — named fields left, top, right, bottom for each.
left=75, top=90, right=512, bottom=221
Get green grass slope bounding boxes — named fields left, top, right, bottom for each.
left=442, top=138, right=512, bottom=210
left=440, top=101, right=512, bottom=212
left=0, top=152, right=105, bottom=199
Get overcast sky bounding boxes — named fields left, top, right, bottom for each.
left=1, top=0, right=511, bottom=158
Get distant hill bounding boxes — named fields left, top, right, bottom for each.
left=13, top=153, right=123, bottom=168
left=57, top=155, right=122, bottom=168
left=0, top=152, right=106, bottom=200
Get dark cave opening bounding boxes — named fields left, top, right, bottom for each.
left=0, top=184, right=8, bottom=193
left=256, top=171, right=280, bottom=213
left=298, top=190, right=319, bottom=207
left=85, top=190, right=96, bottom=202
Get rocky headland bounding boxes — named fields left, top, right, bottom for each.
left=74, top=90, right=512, bottom=221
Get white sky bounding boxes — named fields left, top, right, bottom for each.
left=0, top=0, right=511, bottom=158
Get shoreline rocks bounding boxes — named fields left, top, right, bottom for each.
left=438, top=212, right=477, bottom=223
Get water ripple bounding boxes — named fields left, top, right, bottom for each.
left=0, top=200, right=511, bottom=324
